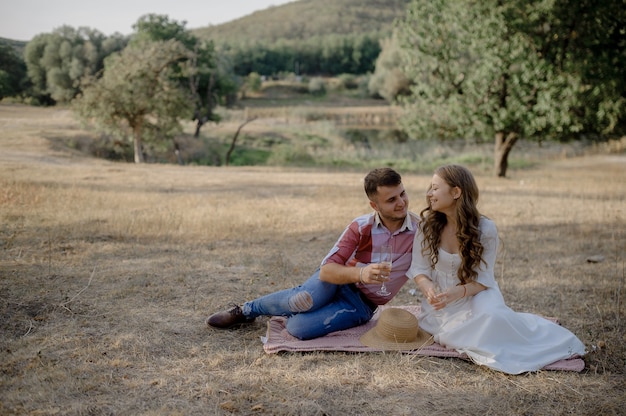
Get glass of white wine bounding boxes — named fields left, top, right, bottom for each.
left=431, top=282, right=444, bottom=316
left=376, top=244, right=393, bottom=297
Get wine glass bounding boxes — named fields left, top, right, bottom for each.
left=431, top=283, right=444, bottom=316
left=376, top=244, right=393, bottom=296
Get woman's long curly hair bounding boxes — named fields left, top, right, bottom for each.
left=420, top=165, right=484, bottom=284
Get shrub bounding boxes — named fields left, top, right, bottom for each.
left=308, top=77, right=326, bottom=96
left=267, top=143, right=315, bottom=166
left=337, top=73, right=359, bottom=90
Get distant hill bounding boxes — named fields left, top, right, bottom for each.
left=1, top=0, right=410, bottom=52
left=0, top=1, right=410, bottom=79
left=193, top=0, right=411, bottom=45
left=0, top=37, right=27, bottom=56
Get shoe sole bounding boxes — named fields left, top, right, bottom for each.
left=206, top=319, right=255, bottom=329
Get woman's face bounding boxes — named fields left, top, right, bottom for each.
left=427, top=174, right=459, bottom=214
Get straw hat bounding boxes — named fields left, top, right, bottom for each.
left=360, top=308, right=434, bottom=350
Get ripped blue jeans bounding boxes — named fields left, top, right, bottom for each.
left=242, top=269, right=376, bottom=340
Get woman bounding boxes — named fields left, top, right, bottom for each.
left=408, top=164, right=585, bottom=374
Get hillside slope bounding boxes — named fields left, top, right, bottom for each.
left=193, top=0, right=411, bottom=44
left=0, top=37, right=27, bottom=55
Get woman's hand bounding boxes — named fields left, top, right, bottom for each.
left=415, top=276, right=467, bottom=310
left=415, top=276, right=443, bottom=308
left=431, top=285, right=467, bottom=310
left=427, top=284, right=446, bottom=310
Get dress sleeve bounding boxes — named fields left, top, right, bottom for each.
left=406, top=227, right=432, bottom=280
left=475, top=217, right=499, bottom=288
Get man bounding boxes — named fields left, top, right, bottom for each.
left=206, top=167, right=419, bottom=340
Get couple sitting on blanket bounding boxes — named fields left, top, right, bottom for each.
left=207, top=166, right=586, bottom=374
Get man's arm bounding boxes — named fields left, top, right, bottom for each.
left=319, top=263, right=359, bottom=284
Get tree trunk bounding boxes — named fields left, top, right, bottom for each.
left=133, top=121, right=145, bottom=163
left=493, top=131, right=518, bottom=177
left=193, top=73, right=215, bottom=138
left=174, top=141, right=183, bottom=165
left=225, top=117, right=256, bottom=166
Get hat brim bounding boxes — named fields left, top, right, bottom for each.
left=360, top=326, right=434, bottom=351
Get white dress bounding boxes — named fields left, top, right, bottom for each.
left=407, top=217, right=586, bottom=374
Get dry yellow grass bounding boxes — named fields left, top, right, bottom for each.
left=0, top=104, right=624, bottom=415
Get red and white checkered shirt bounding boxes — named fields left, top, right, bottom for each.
left=321, top=211, right=420, bottom=305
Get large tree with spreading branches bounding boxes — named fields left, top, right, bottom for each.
left=73, top=40, right=192, bottom=163
left=394, top=0, right=625, bottom=177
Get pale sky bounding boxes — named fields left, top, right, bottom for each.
left=0, top=0, right=298, bottom=41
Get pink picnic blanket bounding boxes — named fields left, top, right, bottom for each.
left=262, top=305, right=585, bottom=372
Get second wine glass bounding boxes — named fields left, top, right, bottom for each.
left=376, top=244, right=393, bottom=296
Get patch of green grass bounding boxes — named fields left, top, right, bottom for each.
left=194, top=127, right=498, bottom=172
left=227, top=147, right=272, bottom=166
left=267, top=143, right=315, bottom=166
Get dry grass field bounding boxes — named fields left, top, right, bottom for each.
left=0, top=104, right=624, bottom=415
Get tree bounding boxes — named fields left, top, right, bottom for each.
left=0, top=41, right=28, bottom=100
left=239, top=71, right=262, bottom=99
left=73, top=40, right=192, bottom=163
left=368, top=35, right=412, bottom=101
left=395, top=0, right=625, bottom=177
left=536, top=0, right=626, bottom=136
left=225, top=117, right=257, bottom=166
left=131, top=14, right=236, bottom=137
left=23, top=26, right=127, bottom=104
left=131, top=14, right=196, bottom=49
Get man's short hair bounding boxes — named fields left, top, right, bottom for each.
left=364, top=168, right=402, bottom=199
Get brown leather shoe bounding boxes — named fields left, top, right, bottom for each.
left=206, top=304, right=255, bottom=329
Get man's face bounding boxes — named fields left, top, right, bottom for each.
left=372, top=184, right=409, bottom=222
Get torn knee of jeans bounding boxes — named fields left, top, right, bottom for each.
left=288, top=291, right=313, bottom=313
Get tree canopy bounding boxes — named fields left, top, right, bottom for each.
left=135, top=14, right=239, bottom=136
left=394, top=0, right=625, bottom=176
left=0, top=41, right=28, bottom=100
left=74, top=40, right=192, bottom=163
left=23, top=26, right=127, bottom=104
left=71, top=14, right=238, bottom=163
left=367, top=35, right=411, bottom=101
